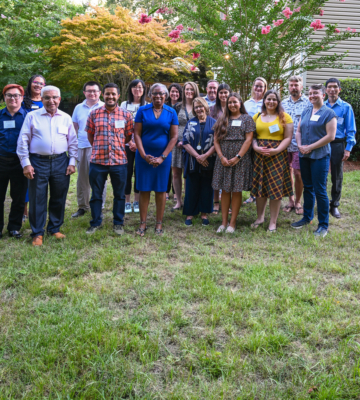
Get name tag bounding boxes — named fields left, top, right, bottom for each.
left=232, top=120, right=242, bottom=127
left=295, top=106, right=302, bottom=116
left=115, top=120, right=125, bottom=129
left=310, top=115, right=320, bottom=122
left=337, top=117, right=344, bottom=125
left=269, top=124, right=280, bottom=134
left=3, top=120, right=15, bottom=129
left=31, top=105, right=39, bottom=110
left=127, top=103, right=136, bottom=112
left=190, top=121, right=197, bottom=126
left=58, top=126, right=68, bottom=134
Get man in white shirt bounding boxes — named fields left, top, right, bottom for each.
left=204, top=80, right=219, bottom=107
left=17, top=85, right=78, bottom=246
left=71, top=81, right=106, bottom=218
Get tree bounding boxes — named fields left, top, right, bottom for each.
left=0, top=0, right=84, bottom=88
left=47, top=6, right=195, bottom=99
left=154, top=0, right=360, bottom=98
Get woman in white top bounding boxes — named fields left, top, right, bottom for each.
left=243, top=76, right=268, bottom=205
left=120, top=79, right=147, bottom=214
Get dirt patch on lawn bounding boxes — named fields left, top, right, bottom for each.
left=344, top=160, right=360, bottom=172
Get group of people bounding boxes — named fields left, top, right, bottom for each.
left=0, top=74, right=356, bottom=245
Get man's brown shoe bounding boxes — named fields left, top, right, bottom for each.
left=32, top=236, right=43, bottom=246
left=51, top=232, right=66, bottom=239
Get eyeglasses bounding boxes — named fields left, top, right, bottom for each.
left=5, top=94, right=22, bottom=99
left=43, top=96, right=60, bottom=101
left=194, top=105, right=204, bottom=110
left=33, top=81, right=45, bottom=86
left=152, top=92, right=165, bottom=96
left=85, top=90, right=100, bottom=94
left=254, top=85, right=264, bottom=89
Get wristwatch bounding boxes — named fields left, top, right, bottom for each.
left=236, top=154, right=242, bottom=160
left=161, top=154, right=167, bottom=160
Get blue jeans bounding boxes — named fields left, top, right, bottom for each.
left=299, top=155, right=330, bottom=229
left=29, top=153, right=70, bottom=237
left=89, top=163, right=127, bottom=227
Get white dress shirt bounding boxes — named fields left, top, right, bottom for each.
left=17, top=107, right=78, bottom=168
left=244, top=98, right=263, bottom=117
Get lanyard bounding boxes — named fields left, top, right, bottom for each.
left=197, top=123, right=205, bottom=153
left=184, top=107, right=190, bottom=121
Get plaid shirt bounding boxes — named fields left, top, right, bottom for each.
left=85, top=105, right=134, bottom=165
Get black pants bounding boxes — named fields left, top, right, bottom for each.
left=0, top=157, right=28, bottom=232
left=330, top=141, right=345, bottom=207
left=125, top=146, right=138, bottom=195
left=29, top=153, right=70, bottom=237
left=183, top=171, right=214, bottom=216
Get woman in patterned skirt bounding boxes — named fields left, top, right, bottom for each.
left=212, top=93, right=255, bottom=233
left=172, top=82, right=200, bottom=210
left=251, top=90, right=294, bottom=232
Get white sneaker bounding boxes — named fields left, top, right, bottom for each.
left=133, top=201, right=139, bottom=213
left=216, top=225, right=226, bottom=233
left=226, top=225, right=235, bottom=233
left=125, top=203, right=132, bottom=213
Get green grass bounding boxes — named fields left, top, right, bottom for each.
left=1, top=171, right=360, bottom=399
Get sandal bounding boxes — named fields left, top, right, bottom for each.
left=295, top=206, right=304, bottom=215
left=283, top=205, right=295, bottom=213
left=136, top=221, right=147, bottom=237
left=250, top=221, right=264, bottom=229
left=213, top=201, right=220, bottom=215
left=155, top=220, right=163, bottom=235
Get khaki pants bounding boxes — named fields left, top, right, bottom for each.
left=77, top=148, right=107, bottom=210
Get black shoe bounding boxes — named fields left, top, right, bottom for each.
left=72, top=208, right=86, bottom=218
left=330, top=206, right=341, bottom=219
left=0, top=231, right=2, bottom=239
left=9, top=230, right=23, bottom=239
left=202, top=218, right=210, bottom=226
left=291, top=219, right=311, bottom=229
left=185, top=219, right=193, bottom=226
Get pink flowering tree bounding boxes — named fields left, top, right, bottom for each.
left=151, top=0, right=359, bottom=98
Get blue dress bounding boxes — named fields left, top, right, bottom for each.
left=135, top=104, right=179, bottom=192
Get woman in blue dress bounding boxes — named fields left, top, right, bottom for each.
left=134, top=83, right=179, bottom=236
left=22, top=75, right=46, bottom=221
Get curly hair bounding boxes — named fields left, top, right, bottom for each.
left=23, top=74, right=46, bottom=109
left=214, top=92, right=248, bottom=142
left=260, top=90, right=286, bottom=126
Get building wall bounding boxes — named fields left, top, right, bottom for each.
left=304, top=0, right=360, bottom=88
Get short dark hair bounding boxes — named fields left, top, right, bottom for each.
left=103, top=83, right=120, bottom=95
left=83, top=81, right=102, bottom=92
left=325, top=78, right=341, bottom=89
left=309, top=84, right=325, bottom=94
left=127, top=79, right=146, bottom=105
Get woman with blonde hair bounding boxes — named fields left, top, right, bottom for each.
left=172, top=81, right=200, bottom=210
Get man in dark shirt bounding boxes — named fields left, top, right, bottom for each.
left=0, top=84, right=28, bottom=238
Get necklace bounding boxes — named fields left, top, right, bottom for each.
left=153, top=107, right=163, bottom=113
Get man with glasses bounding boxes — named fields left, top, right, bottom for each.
left=85, top=83, right=133, bottom=236
left=17, top=85, right=78, bottom=246
left=71, top=81, right=106, bottom=218
left=0, top=84, right=28, bottom=239
left=204, top=80, right=219, bottom=107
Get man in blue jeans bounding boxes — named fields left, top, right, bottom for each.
left=85, top=83, right=133, bottom=235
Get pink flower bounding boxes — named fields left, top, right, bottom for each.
left=273, top=19, right=284, bottom=27
left=294, top=7, right=301, bottom=12
left=221, top=14, right=226, bottom=20
left=321, top=45, right=324, bottom=49
left=180, top=39, right=185, bottom=43
left=168, top=29, right=181, bottom=39
left=282, top=7, right=293, bottom=19
left=188, top=27, right=194, bottom=31
left=223, top=40, right=229, bottom=46
left=157, top=7, right=172, bottom=14
left=346, top=27, right=351, bottom=31
left=335, top=28, right=340, bottom=33
left=1, top=14, right=6, bottom=18
left=169, top=38, right=177, bottom=43
left=190, top=65, right=196, bottom=71
left=261, top=25, right=271, bottom=34
left=175, top=24, right=184, bottom=31
left=138, top=13, right=152, bottom=24
left=231, top=35, right=238, bottom=43
left=339, top=0, right=345, bottom=2
left=319, top=9, right=324, bottom=16
left=36, top=33, right=39, bottom=37
left=352, top=29, right=356, bottom=32
left=192, top=52, right=200, bottom=59
left=274, top=0, right=279, bottom=4
left=310, top=19, right=325, bottom=30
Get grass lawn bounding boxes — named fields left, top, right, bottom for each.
left=1, top=170, right=360, bottom=399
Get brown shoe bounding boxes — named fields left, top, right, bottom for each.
left=51, top=232, right=66, bottom=239
left=32, top=235, right=43, bottom=246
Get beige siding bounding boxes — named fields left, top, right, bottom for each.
left=305, top=0, right=360, bottom=88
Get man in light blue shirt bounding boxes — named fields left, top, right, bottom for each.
left=204, top=80, right=219, bottom=107
left=71, top=81, right=105, bottom=218
left=325, top=78, right=357, bottom=219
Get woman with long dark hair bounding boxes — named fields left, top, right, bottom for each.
left=120, top=79, right=147, bottom=214
left=166, top=83, right=182, bottom=108
left=22, top=74, right=46, bottom=111
left=251, top=90, right=294, bottom=232
left=212, top=93, right=255, bottom=233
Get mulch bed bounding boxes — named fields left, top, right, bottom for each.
left=344, top=160, right=360, bottom=172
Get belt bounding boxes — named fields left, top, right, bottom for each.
left=0, top=155, right=18, bottom=161
left=332, top=138, right=346, bottom=144
left=30, top=152, right=66, bottom=159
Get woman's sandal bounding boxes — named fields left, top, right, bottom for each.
left=250, top=221, right=264, bottom=229
left=155, top=220, right=163, bottom=235
left=213, top=201, right=220, bottom=215
left=136, top=221, right=147, bottom=237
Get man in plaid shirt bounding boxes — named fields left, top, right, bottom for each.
left=85, top=83, right=134, bottom=235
